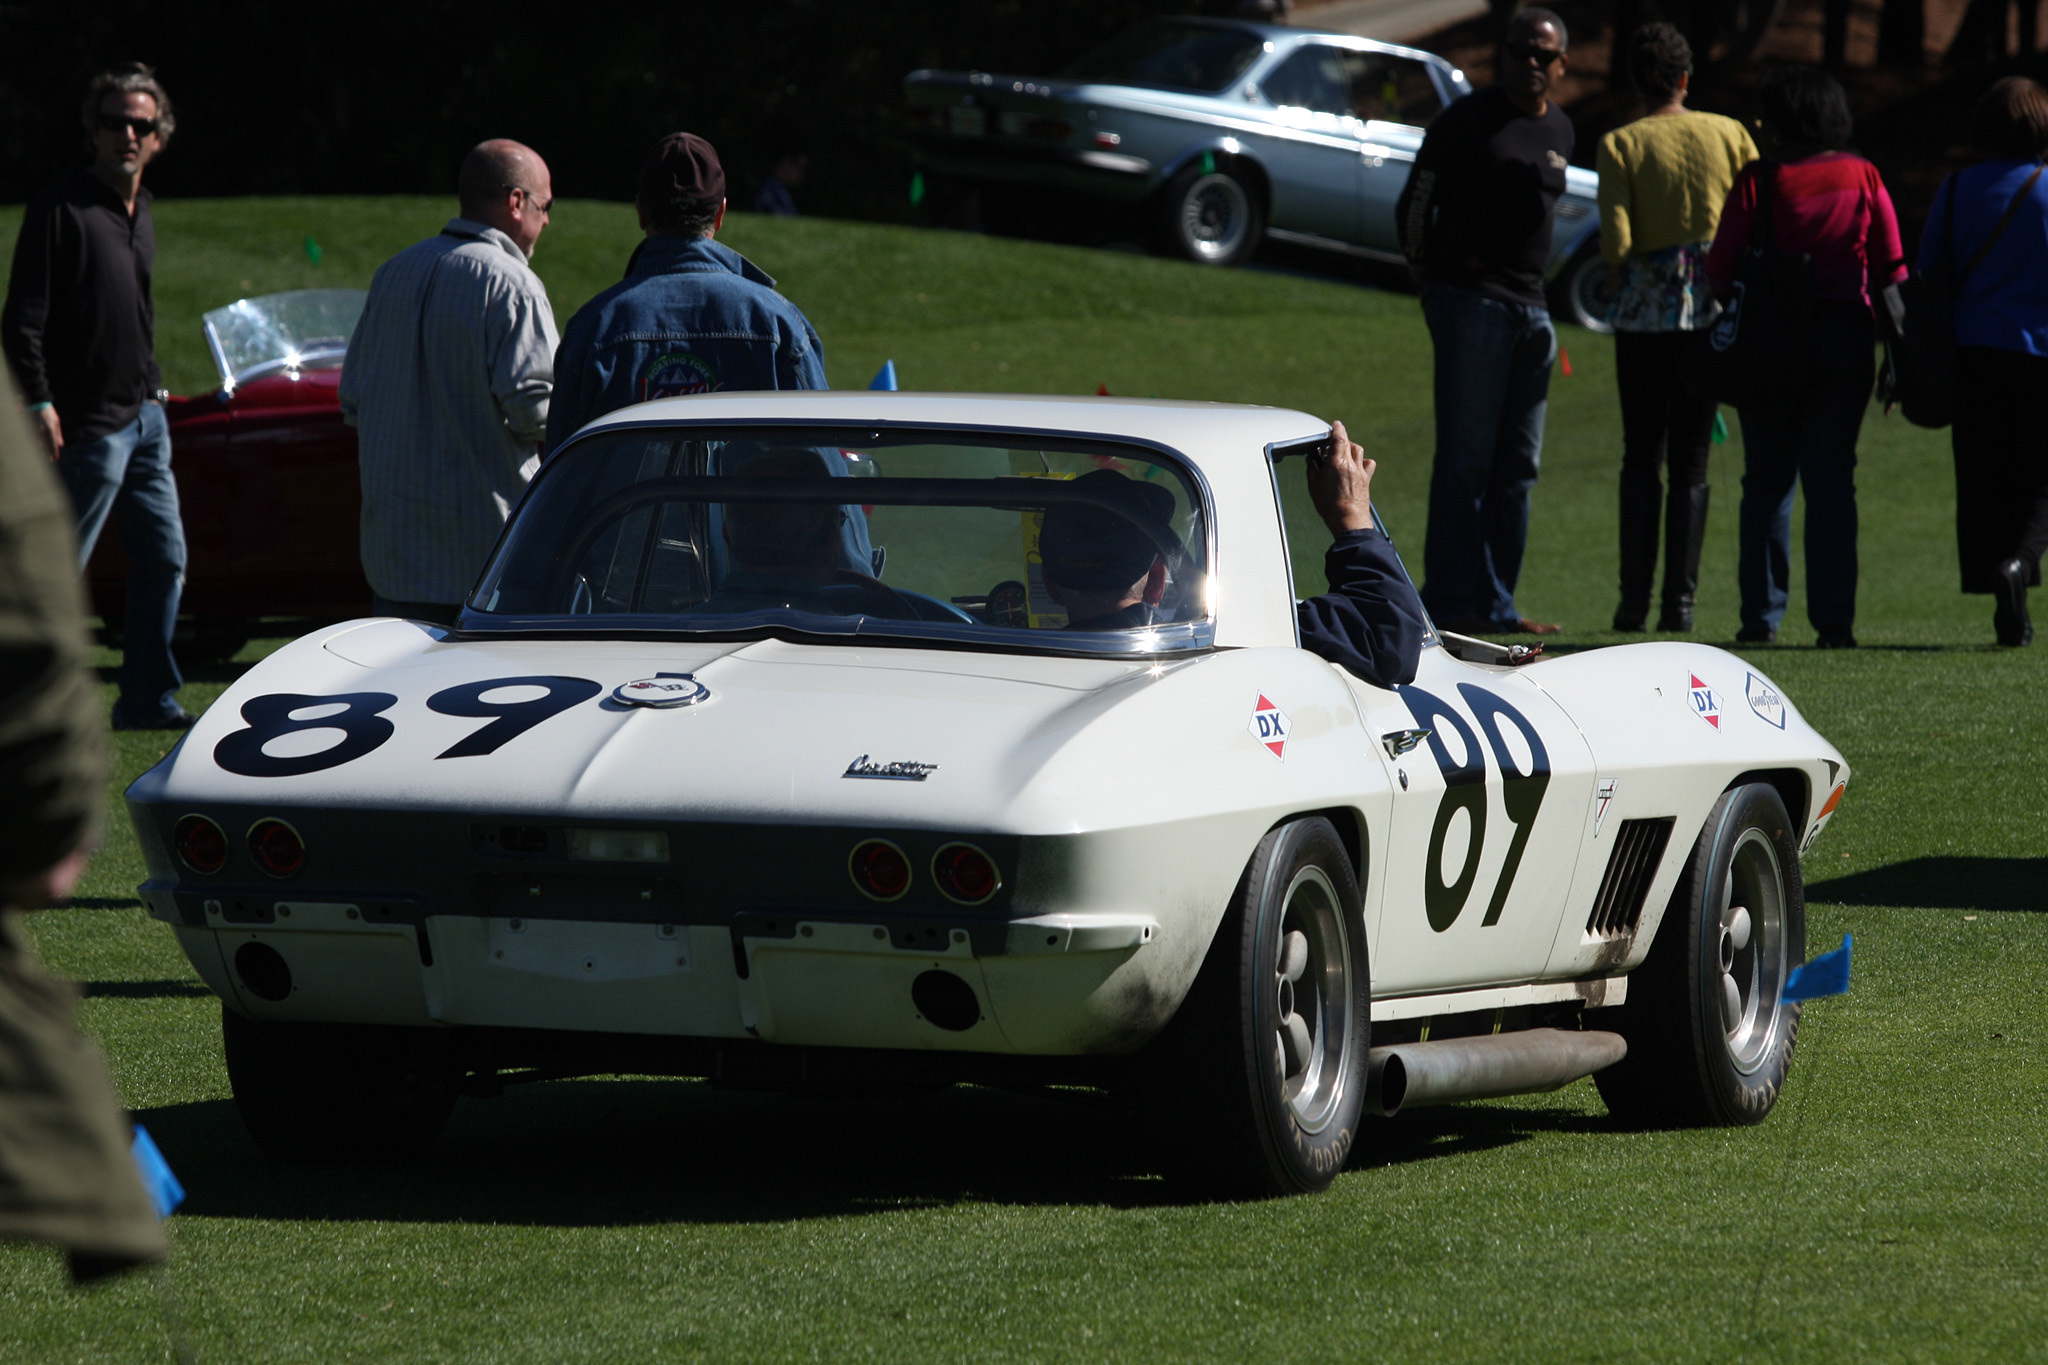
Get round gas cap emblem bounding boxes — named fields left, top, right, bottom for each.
left=613, top=675, right=710, bottom=708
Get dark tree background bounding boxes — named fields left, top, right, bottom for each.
left=0, top=0, right=1233, bottom=214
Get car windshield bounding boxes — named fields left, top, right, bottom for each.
left=201, top=288, right=367, bottom=392
left=1059, top=20, right=1266, bottom=93
left=468, top=426, right=1213, bottom=656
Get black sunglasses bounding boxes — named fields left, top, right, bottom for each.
left=1506, top=40, right=1565, bottom=66
left=97, top=113, right=160, bottom=137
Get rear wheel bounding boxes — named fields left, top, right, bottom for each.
left=1134, top=817, right=1368, bottom=1194
left=223, top=1007, right=458, bottom=1161
left=1551, top=240, right=1614, bottom=333
left=1596, top=783, right=1804, bottom=1126
left=1159, top=163, right=1263, bottom=266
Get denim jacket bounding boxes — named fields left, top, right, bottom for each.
left=545, top=235, right=826, bottom=452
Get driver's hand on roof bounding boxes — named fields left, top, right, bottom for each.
left=1307, top=419, right=1375, bottom=537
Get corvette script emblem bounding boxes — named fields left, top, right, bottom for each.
left=843, top=755, right=939, bottom=781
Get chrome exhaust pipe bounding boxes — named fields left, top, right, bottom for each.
left=1365, top=1028, right=1628, bottom=1118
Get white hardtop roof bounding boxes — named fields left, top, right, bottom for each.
left=572, top=389, right=1331, bottom=474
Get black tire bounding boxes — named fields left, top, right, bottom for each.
left=1158, top=162, right=1264, bottom=266
left=222, top=1007, right=458, bottom=1161
left=1596, top=783, right=1805, bottom=1127
left=1551, top=240, right=1614, bottom=333
left=1133, top=817, right=1369, bottom=1195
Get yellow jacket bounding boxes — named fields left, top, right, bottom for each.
left=1597, top=112, right=1758, bottom=265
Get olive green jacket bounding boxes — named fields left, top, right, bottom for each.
left=0, top=365, right=166, bottom=1272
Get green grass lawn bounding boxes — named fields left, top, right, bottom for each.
left=2, top=199, right=2044, bottom=1363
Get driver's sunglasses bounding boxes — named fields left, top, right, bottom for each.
left=505, top=185, right=554, bottom=214
left=97, top=114, right=160, bottom=137
left=1506, top=40, right=1565, bottom=66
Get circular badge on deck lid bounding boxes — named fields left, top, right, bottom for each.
left=614, top=675, right=711, bottom=708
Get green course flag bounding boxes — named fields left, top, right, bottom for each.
left=909, top=173, right=926, bottom=206
left=304, top=234, right=323, bottom=266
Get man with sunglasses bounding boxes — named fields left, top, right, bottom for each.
left=340, top=140, right=558, bottom=626
left=1394, top=8, right=1574, bottom=638
left=3, top=64, right=194, bottom=729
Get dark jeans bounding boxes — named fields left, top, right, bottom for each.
left=1735, top=309, right=1874, bottom=638
left=1952, top=346, right=2048, bottom=593
left=371, top=594, right=460, bottom=627
left=1615, top=330, right=1717, bottom=617
left=58, top=402, right=186, bottom=725
left=1419, top=283, right=1554, bottom=629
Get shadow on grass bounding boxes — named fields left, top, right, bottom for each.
left=82, top=979, right=214, bottom=999
left=65, top=897, right=147, bottom=911
left=1807, top=856, right=2047, bottom=912
left=135, top=1077, right=1608, bottom=1225
left=1358, top=1102, right=1609, bottom=1171
left=140, top=1080, right=1183, bottom=1225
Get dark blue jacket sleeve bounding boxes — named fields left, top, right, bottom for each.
left=1296, top=527, right=1427, bottom=688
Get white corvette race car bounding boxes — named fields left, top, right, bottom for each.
left=128, top=392, right=1848, bottom=1194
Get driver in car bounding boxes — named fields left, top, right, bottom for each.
left=1038, top=420, right=1426, bottom=688
left=697, top=447, right=853, bottom=615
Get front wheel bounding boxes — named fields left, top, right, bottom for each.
left=1158, top=163, right=1263, bottom=266
left=1132, top=817, right=1368, bottom=1194
left=1596, top=783, right=1805, bottom=1126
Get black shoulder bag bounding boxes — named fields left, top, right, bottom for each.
left=1879, top=159, right=2046, bottom=430
left=1683, top=163, right=1815, bottom=409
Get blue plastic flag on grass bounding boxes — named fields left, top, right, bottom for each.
left=868, top=359, right=898, bottom=391
left=131, top=1125, right=184, bottom=1220
left=1783, top=933, right=1851, bottom=1002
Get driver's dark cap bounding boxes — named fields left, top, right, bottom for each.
left=1038, top=469, right=1176, bottom=593
left=639, top=132, right=726, bottom=209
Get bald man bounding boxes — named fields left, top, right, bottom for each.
left=340, top=139, right=559, bottom=624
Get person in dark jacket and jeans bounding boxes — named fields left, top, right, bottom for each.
left=2, top=64, right=189, bottom=729
left=548, top=133, right=828, bottom=441
left=1395, top=8, right=1573, bottom=638
left=1707, top=66, right=1906, bottom=649
left=1918, top=77, right=2048, bottom=647
left=548, top=131, right=870, bottom=570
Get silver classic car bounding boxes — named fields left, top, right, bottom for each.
left=905, top=16, right=1610, bottom=327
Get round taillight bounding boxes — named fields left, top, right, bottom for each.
left=849, top=839, right=911, bottom=901
left=932, top=843, right=1001, bottom=905
left=174, top=815, right=228, bottom=875
left=248, top=819, right=305, bottom=878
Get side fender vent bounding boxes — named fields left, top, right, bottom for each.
left=1587, top=818, right=1675, bottom=938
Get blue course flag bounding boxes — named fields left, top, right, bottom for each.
left=1783, top=933, right=1851, bottom=1002
left=131, top=1125, right=185, bottom=1220
left=868, top=359, right=899, bottom=391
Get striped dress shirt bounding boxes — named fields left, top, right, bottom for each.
left=340, top=218, right=557, bottom=605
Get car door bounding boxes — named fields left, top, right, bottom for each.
left=1340, top=48, right=1446, bottom=254
left=1255, top=43, right=1367, bottom=242
left=1343, top=641, right=1597, bottom=995
left=1265, top=451, right=1597, bottom=996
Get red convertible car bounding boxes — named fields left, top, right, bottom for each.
left=89, top=289, right=370, bottom=660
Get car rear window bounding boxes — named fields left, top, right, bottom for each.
left=468, top=427, right=1213, bottom=656
left=1059, top=21, right=1266, bottom=94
